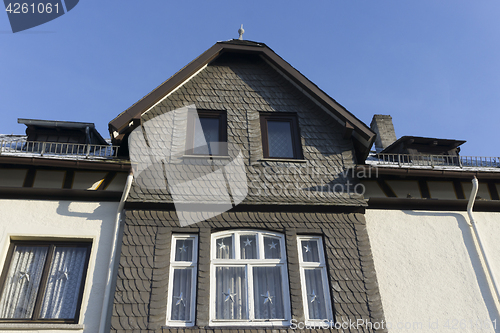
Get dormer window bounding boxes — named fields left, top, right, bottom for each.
left=260, top=113, right=302, bottom=159
left=186, top=110, right=227, bottom=156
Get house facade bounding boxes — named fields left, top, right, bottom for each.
left=0, top=120, right=130, bottom=332
left=107, top=40, right=387, bottom=332
left=361, top=115, right=500, bottom=333
left=1, top=38, right=497, bottom=333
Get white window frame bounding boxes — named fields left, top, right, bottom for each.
left=166, top=234, right=198, bottom=327
left=210, top=230, right=290, bottom=327
left=297, top=235, right=333, bottom=325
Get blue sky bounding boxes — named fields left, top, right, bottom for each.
left=1, top=0, right=499, bottom=156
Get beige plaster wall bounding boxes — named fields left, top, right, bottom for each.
left=366, top=209, right=500, bottom=333
left=0, top=199, right=119, bottom=333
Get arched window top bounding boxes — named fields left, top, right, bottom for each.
left=211, top=230, right=285, bottom=262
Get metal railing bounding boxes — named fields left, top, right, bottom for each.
left=372, top=154, right=500, bottom=168
left=0, top=139, right=119, bottom=159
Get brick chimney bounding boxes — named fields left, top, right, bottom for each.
left=370, top=115, right=397, bottom=152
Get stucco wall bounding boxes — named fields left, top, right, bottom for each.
left=365, top=209, right=500, bottom=333
left=0, top=199, right=119, bottom=332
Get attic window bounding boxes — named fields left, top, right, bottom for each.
left=260, top=113, right=302, bottom=159
left=186, top=110, right=227, bottom=156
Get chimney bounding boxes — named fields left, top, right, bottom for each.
left=370, top=115, right=397, bottom=152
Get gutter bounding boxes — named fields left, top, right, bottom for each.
left=99, top=172, right=133, bottom=333
left=355, top=165, right=500, bottom=179
left=467, top=176, right=500, bottom=314
left=366, top=197, right=500, bottom=212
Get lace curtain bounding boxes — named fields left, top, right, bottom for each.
left=193, top=117, right=220, bottom=155
left=0, top=245, right=88, bottom=320
left=170, top=268, right=192, bottom=321
left=214, top=266, right=285, bottom=320
left=304, top=269, right=327, bottom=320
left=0, top=246, right=48, bottom=318
left=267, top=120, right=293, bottom=158
left=253, top=266, right=284, bottom=319
left=40, top=246, right=87, bottom=319
left=215, top=267, right=247, bottom=319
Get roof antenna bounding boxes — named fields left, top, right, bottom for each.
left=238, top=24, right=244, bottom=40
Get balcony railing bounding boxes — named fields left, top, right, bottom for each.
left=0, top=140, right=119, bottom=159
left=371, top=154, right=500, bottom=169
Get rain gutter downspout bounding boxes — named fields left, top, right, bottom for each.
left=467, top=176, right=500, bottom=308
left=99, top=172, right=133, bottom=333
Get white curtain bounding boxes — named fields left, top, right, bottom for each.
left=0, top=246, right=48, bottom=318
left=39, top=246, right=87, bottom=319
left=253, top=266, right=284, bottom=319
left=304, top=268, right=327, bottom=320
left=215, top=266, right=247, bottom=319
left=239, top=235, right=257, bottom=259
left=263, top=237, right=281, bottom=259
left=301, top=240, right=320, bottom=262
left=215, top=236, right=233, bottom=259
left=193, top=117, right=220, bottom=155
left=267, top=121, right=293, bottom=158
left=174, top=239, right=193, bottom=262
left=170, top=268, right=192, bottom=321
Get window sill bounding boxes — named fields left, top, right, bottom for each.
left=208, top=320, right=290, bottom=327
left=258, top=158, right=307, bottom=163
left=182, top=155, right=231, bottom=160
left=0, top=323, right=84, bottom=330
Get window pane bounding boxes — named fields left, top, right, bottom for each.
left=304, top=269, right=327, bottom=320
left=0, top=245, right=48, bottom=319
left=215, top=267, right=247, bottom=319
left=39, top=246, right=88, bottom=319
left=216, top=236, right=233, bottom=259
left=301, top=240, right=320, bottom=262
left=240, top=235, right=257, bottom=259
left=193, top=117, right=220, bottom=155
left=263, top=237, right=281, bottom=259
left=170, top=268, right=192, bottom=321
left=253, top=266, right=284, bottom=319
left=267, top=120, right=294, bottom=158
left=174, top=239, right=193, bottom=262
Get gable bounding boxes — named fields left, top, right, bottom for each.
left=125, top=53, right=365, bottom=207
left=108, top=40, right=375, bottom=162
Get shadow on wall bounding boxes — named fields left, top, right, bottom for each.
left=55, top=200, right=119, bottom=331
left=404, top=210, right=500, bottom=333
left=56, top=201, right=111, bottom=221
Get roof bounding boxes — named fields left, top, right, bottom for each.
left=123, top=53, right=366, bottom=207
left=108, top=39, right=376, bottom=160
left=18, top=118, right=97, bottom=129
left=380, top=136, right=466, bottom=154
left=19, top=118, right=109, bottom=145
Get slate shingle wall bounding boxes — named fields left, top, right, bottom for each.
left=110, top=210, right=386, bottom=333
left=127, top=54, right=364, bottom=207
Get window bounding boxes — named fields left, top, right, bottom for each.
left=0, top=241, right=91, bottom=323
left=166, top=234, right=198, bottom=327
left=186, top=110, right=227, bottom=156
left=210, top=230, right=290, bottom=326
left=297, top=236, right=333, bottom=324
left=260, top=113, right=302, bottom=159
